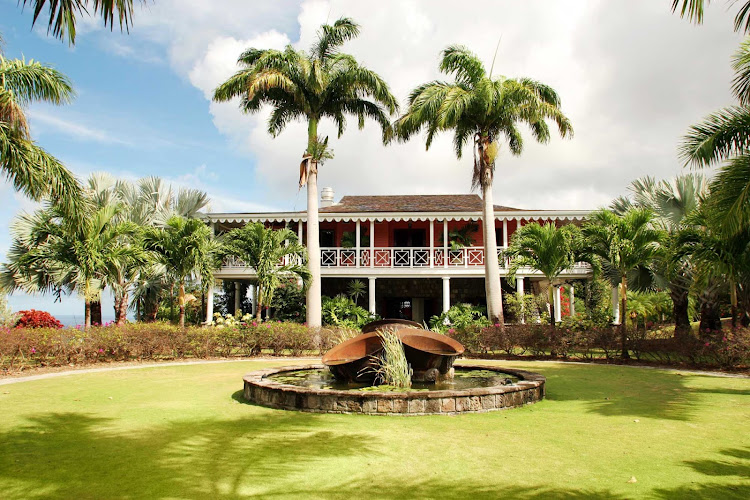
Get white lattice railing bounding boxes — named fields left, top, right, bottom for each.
left=221, top=247, right=592, bottom=272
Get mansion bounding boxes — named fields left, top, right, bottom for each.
left=205, top=190, right=594, bottom=324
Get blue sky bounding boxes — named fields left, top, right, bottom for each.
left=0, top=1, right=744, bottom=318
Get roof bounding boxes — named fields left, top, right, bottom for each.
left=319, top=194, right=522, bottom=213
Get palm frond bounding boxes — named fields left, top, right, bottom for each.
left=679, top=105, right=750, bottom=167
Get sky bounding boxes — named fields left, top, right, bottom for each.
left=0, top=0, right=745, bottom=318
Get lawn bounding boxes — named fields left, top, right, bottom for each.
left=0, top=360, right=748, bottom=499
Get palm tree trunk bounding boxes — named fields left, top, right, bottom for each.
left=479, top=157, right=503, bottom=326
left=117, top=292, right=129, bottom=326
left=91, top=301, right=102, bottom=326
left=170, top=284, right=175, bottom=324
left=670, top=286, right=691, bottom=338
left=256, top=284, right=263, bottom=321
left=178, top=282, right=186, bottom=329
left=548, top=284, right=556, bottom=327
left=620, top=278, right=630, bottom=359
left=84, top=300, right=91, bottom=330
left=305, top=118, right=322, bottom=328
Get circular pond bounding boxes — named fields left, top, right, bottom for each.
left=242, top=364, right=546, bottom=415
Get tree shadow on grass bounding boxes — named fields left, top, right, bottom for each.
left=525, top=363, right=701, bottom=421
left=0, top=411, right=377, bottom=499
left=653, top=447, right=750, bottom=500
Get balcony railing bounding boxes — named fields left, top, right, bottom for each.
left=221, top=247, right=593, bottom=272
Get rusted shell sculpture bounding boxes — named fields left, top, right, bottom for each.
left=322, top=320, right=464, bottom=384
left=360, top=318, right=424, bottom=333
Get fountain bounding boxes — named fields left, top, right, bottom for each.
left=242, top=319, right=546, bottom=415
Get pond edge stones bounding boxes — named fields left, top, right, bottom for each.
left=241, top=364, right=546, bottom=416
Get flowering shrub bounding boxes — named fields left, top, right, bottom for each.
left=14, top=310, right=63, bottom=329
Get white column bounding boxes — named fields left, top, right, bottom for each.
left=355, top=219, right=361, bottom=268
left=443, top=220, right=448, bottom=268
left=612, top=285, right=620, bottom=325
left=442, top=277, right=451, bottom=313
left=297, top=221, right=303, bottom=241
left=502, top=219, right=508, bottom=248
left=554, top=285, right=562, bottom=323
left=429, top=219, right=435, bottom=268
left=234, top=282, right=242, bottom=316
left=569, top=285, right=575, bottom=317
left=368, top=277, right=376, bottom=314
left=369, top=220, right=375, bottom=269
left=516, top=276, right=525, bottom=324
left=205, top=280, right=214, bottom=324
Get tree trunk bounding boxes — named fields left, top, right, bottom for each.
left=479, top=141, right=503, bottom=326
left=698, top=292, right=722, bottom=338
left=620, top=277, right=630, bottom=359
left=91, top=301, right=102, bottom=326
left=169, top=284, right=176, bottom=324
left=670, top=286, right=691, bottom=338
left=256, top=283, right=263, bottom=321
left=730, top=278, right=738, bottom=330
left=84, top=300, right=91, bottom=330
left=548, top=284, right=556, bottom=327
left=178, top=282, right=186, bottom=329
left=116, top=292, right=129, bottom=326
left=305, top=118, right=322, bottom=328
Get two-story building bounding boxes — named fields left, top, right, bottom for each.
left=206, top=190, right=592, bottom=324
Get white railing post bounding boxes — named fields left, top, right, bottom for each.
left=355, top=219, right=361, bottom=268
left=369, top=220, right=375, bottom=269
left=443, top=220, right=448, bottom=269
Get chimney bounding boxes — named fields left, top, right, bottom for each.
left=320, top=187, right=335, bottom=208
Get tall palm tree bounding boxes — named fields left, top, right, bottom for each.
left=583, top=208, right=663, bottom=358
left=672, top=0, right=750, bottom=33
left=19, top=1, right=146, bottom=44
left=680, top=38, right=750, bottom=235
left=394, top=45, right=573, bottom=325
left=143, top=216, right=215, bottom=328
left=221, top=223, right=310, bottom=321
left=213, top=17, right=398, bottom=328
left=611, top=174, right=710, bottom=336
left=0, top=54, right=80, bottom=214
left=504, top=222, right=588, bottom=326
left=1, top=202, right=139, bottom=328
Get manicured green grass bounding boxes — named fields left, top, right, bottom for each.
left=0, top=360, right=748, bottom=499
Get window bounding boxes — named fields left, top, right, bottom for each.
left=320, top=230, right=335, bottom=247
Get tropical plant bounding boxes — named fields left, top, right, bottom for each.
left=221, top=223, right=310, bottom=321
left=672, top=0, right=750, bottom=33
left=213, top=17, right=398, bottom=328
left=0, top=53, right=80, bottom=214
left=680, top=38, right=750, bottom=235
left=14, top=309, right=62, bottom=329
left=395, top=45, right=573, bottom=325
left=321, top=294, right=376, bottom=329
left=1, top=203, right=140, bottom=328
left=611, top=174, right=710, bottom=336
left=19, top=0, right=146, bottom=44
left=347, top=279, right=367, bottom=306
left=0, top=295, right=17, bottom=327
left=583, top=208, right=663, bottom=358
left=270, top=277, right=306, bottom=322
left=143, top=216, right=216, bottom=328
left=429, top=303, right=491, bottom=333
left=503, top=222, right=588, bottom=326
left=440, top=223, right=478, bottom=251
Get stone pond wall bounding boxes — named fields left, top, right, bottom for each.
left=242, top=364, right=546, bottom=416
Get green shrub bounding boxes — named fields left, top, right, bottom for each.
left=321, top=294, right=377, bottom=328
left=429, top=303, right=490, bottom=333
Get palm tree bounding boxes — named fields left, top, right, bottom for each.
left=221, top=223, right=310, bottom=321
left=583, top=208, right=663, bottom=358
left=672, top=0, right=750, bottom=33
left=394, top=45, right=573, bottom=325
left=1, top=54, right=81, bottom=214
left=18, top=1, right=146, bottom=44
left=680, top=38, right=750, bottom=235
left=1, top=202, right=139, bottom=328
left=504, top=222, right=587, bottom=326
left=143, top=216, right=215, bottom=328
left=213, top=17, right=398, bottom=328
left=611, top=174, right=710, bottom=337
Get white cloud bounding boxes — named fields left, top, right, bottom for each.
left=28, top=110, right=134, bottom=146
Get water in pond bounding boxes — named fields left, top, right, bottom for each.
left=267, top=368, right=519, bottom=392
